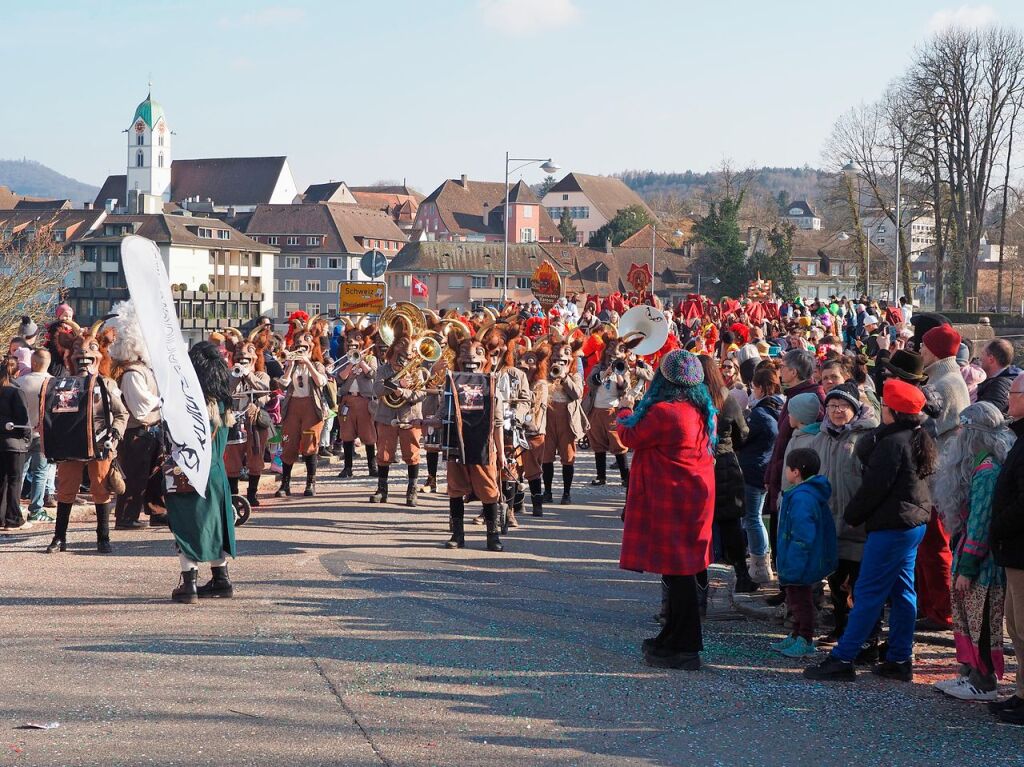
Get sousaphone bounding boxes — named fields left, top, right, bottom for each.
left=617, top=305, right=669, bottom=356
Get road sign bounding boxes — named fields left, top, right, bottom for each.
left=360, top=249, right=388, bottom=279
left=339, top=281, right=386, bottom=315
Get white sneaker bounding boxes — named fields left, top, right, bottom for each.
left=933, top=676, right=965, bottom=692
left=942, top=676, right=998, bottom=702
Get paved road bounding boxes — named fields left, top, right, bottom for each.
left=1, top=456, right=1021, bottom=767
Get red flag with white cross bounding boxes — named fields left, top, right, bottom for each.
left=411, top=277, right=428, bottom=299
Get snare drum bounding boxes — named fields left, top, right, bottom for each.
left=226, top=412, right=249, bottom=445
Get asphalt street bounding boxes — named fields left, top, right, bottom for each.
left=1, top=455, right=1021, bottom=767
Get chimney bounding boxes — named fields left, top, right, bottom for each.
left=460, top=174, right=468, bottom=187
left=482, top=202, right=489, bottom=228
left=604, top=237, right=613, bottom=254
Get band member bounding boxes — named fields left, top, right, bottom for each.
left=224, top=329, right=272, bottom=507
left=43, top=321, right=129, bottom=554
left=372, top=334, right=426, bottom=506
left=169, top=341, right=238, bottom=603
left=276, top=313, right=327, bottom=498
left=485, top=324, right=530, bottom=529
left=107, top=300, right=166, bottom=529
left=518, top=346, right=550, bottom=517
left=441, top=338, right=505, bottom=551
left=541, top=336, right=586, bottom=505
left=336, top=327, right=379, bottom=479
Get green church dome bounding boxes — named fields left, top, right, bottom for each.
left=132, top=92, right=165, bottom=129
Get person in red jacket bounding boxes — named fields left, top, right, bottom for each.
left=618, top=349, right=717, bottom=671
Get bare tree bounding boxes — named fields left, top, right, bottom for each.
left=0, top=218, right=78, bottom=338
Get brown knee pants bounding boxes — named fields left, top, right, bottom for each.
left=446, top=461, right=499, bottom=503
left=376, top=422, right=421, bottom=465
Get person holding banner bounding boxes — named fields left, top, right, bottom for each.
left=169, top=341, right=238, bottom=603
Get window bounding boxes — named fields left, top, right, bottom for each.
left=158, top=153, right=164, bottom=168
left=217, top=229, right=230, bottom=240
left=136, top=134, right=144, bottom=146
left=791, top=263, right=801, bottom=274
left=84, top=246, right=97, bottom=263
left=448, top=275, right=465, bottom=288
left=158, top=134, right=164, bottom=147
left=523, top=206, right=533, bottom=219
left=305, top=280, right=321, bottom=291
left=849, top=266, right=858, bottom=277
left=283, top=279, right=299, bottom=291
left=519, top=228, right=535, bottom=243
left=350, top=268, right=359, bottom=280
left=104, top=246, right=119, bottom=262
left=253, top=253, right=261, bottom=266
left=307, top=236, right=321, bottom=246
left=305, top=257, right=319, bottom=269
left=517, top=276, right=530, bottom=289
left=877, top=225, right=886, bottom=233
left=494, top=277, right=507, bottom=288
left=268, top=236, right=279, bottom=245
left=136, top=151, right=144, bottom=167
left=284, top=256, right=300, bottom=269
left=807, top=263, right=817, bottom=276
left=562, top=194, right=569, bottom=201
left=327, top=257, right=341, bottom=269
left=284, top=302, right=299, bottom=315
left=471, top=275, right=488, bottom=288
left=327, top=280, right=341, bottom=292
left=104, top=272, right=122, bottom=288
left=286, top=236, right=300, bottom=246
left=197, top=227, right=213, bottom=238
left=307, top=303, right=320, bottom=315
left=399, top=275, right=412, bottom=287
left=877, top=238, right=886, bottom=245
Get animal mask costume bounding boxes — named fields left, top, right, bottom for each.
left=69, top=320, right=114, bottom=377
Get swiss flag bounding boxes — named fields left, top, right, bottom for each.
left=411, top=277, right=429, bottom=298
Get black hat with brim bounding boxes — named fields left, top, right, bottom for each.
left=882, top=349, right=928, bottom=383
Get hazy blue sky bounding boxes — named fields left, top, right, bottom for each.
left=3, top=1, right=1024, bottom=194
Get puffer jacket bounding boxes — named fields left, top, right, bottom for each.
left=777, top=474, right=838, bottom=585
left=811, top=407, right=879, bottom=561
left=738, top=395, right=783, bottom=487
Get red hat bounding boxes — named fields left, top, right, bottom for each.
left=922, top=324, right=960, bottom=359
left=882, top=378, right=926, bottom=415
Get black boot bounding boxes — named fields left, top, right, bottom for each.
left=406, top=464, right=419, bottom=507
left=196, top=564, right=234, bottom=599
left=512, top=481, right=525, bottom=518
left=501, top=481, right=517, bottom=531
left=366, top=445, right=378, bottom=477
left=591, top=452, right=607, bottom=485
left=96, top=502, right=113, bottom=553
left=337, top=441, right=354, bottom=478
left=529, top=478, right=544, bottom=517
left=734, top=559, right=760, bottom=593
left=46, top=502, right=72, bottom=553
left=276, top=463, right=292, bottom=497
left=246, top=475, right=261, bottom=507
left=370, top=465, right=389, bottom=503
left=446, top=497, right=465, bottom=548
left=424, top=451, right=439, bottom=491
left=172, top=569, right=198, bottom=604
left=561, top=464, right=574, bottom=505
left=484, top=503, right=503, bottom=552
left=303, top=455, right=317, bottom=497
left=615, top=454, right=630, bottom=487
left=228, top=476, right=240, bottom=495
left=542, top=462, right=554, bottom=503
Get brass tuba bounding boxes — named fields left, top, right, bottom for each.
left=381, top=329, right=443, bottom=409
left=378, top=302, right=427, bottom=347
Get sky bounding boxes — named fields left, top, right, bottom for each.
left=3, top=1, right=1024, bottom=195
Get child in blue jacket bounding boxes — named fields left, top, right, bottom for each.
left=770, top=447, right=838, bottom=658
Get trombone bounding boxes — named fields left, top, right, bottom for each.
left=329, top=349, right=369, bottom=375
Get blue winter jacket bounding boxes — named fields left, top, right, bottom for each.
left=738, top=394, right=783, bottom=487
left=777, top=474, right=838, bottom=586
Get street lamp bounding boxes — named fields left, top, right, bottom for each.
left=649, top=225, right=684, bottom=304
left=502, top=154, right=560, bottom=302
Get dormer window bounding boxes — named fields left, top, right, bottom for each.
left=594, top=263, right=609, bottom=282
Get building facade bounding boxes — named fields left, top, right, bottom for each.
left=413, top=176, right=557, bottom=243
left=542, top=172, right=655, bottom=246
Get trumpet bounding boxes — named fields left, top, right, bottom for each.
left=231, top=363, right=250, bottom=378
left=550, top=362, right=566, bottom=380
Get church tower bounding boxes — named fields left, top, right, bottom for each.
left=125, top=89, right=171, bottom=206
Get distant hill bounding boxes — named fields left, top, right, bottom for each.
left=0, top=159, right=99, bottom=203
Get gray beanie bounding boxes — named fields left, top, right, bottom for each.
left=788, top=392, right=822, bottom=426
left=18, top=315, right=38, bottom=339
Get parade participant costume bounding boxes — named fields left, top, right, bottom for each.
left=42, top=320, right=128, bottom=554
left=518, top=346, right=550, bottom=517
left=107, top=301, right=166, bottom=530
left=224, top=328, right=272, bottom=507
left=371, top=334, right=427, bottom=506
left=276, top=313, right=327, bottom=498
left=441, top=339, right=505, bottom=552
left=541, top=336, right=587, bottom=505
left=43, top=304, right=77, bottom=378
left=168, top=342, right=238, bottom=604
left=335, top=327, right=379, bottom=479
left=485, top=323, right=531, bottom=529
left=583, top=338, right=634, bottom=488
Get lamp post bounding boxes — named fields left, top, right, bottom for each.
left=502, top=154, right=560, bottom=303
left=837, top=228, right=873, bottom=297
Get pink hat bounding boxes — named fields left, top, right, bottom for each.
left=56, top=303, right=73, bottom=319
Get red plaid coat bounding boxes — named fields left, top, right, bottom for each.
left=617, top=401, right=716, bottom=575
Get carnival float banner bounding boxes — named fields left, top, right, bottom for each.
left=531, top=260, right=562, bottom=313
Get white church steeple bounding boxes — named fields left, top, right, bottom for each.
left=125, top=87, right=171, bottom=206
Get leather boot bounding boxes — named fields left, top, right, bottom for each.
left=446, top=497, right=465, bottom=548
left=501, top=482, right=518, bottom=529
left=276, top=463, right=292, bottom=497
left=424, top=451, right=439, bottom=491
left=529, top=478, right=544, bottom=517
left=246, top=475, right=261, bottom=507
left=561, top=464, right=574, bottom=505
left=405, top=464, right=419, bottom=507
left=337, top=441, right=354, bottom=478
left=484, top=503, right=503, bottom=552
left=96, top=502, right=113, bottom=553
left=196, top=564, right=234, bottom=599
left=370, top=465, right=389, bottom=503
left=591, top=452, right=607, bottom=485
left=615, top=454, right=630, bottom=487
left=47, top=502, right=72, bottom=553
left=172, top=569, right=198, bottom=604
left=541, top=462, right=554, bottom=503
left=511, top=482, right=524, bottom=526
left=734, top=558, right=760, bottom=594
left=303, top=455, right=317, bottom=497
left=366, top=445, right=378, bottom=477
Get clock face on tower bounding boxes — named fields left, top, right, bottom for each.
left=158, top=120, right=166, bottom=134
left=135, top=120, right=145, bottom=133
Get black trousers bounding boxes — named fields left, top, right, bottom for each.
left=114, top=427, right=164, bottom=524
left=714, top=518, right=747, bottom=566
left=0, top=451, right=27, bottom=526
left=653, top=574, right=703, bottom=653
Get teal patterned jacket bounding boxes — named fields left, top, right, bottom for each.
left=952, top=453, right=1007, bottom=588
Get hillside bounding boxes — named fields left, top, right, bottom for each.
left=0, top=159, right=99, bottom=203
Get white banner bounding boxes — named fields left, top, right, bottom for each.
left=120, top=235, right=211, bottom=497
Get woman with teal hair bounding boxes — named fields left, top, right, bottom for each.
left=618, top=350, right=718, bottom=670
